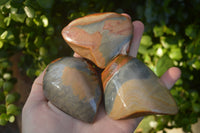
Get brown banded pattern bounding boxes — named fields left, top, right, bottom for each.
left=43, top=57, right=102, bottom=123
left=102, top=55, right=178, bottom=120
left=62, top=12, right=133, bottom=68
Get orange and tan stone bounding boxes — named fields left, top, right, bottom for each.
left=62, top=12, right=133, bottom=68
left=102, top=55, right=178, bottom=120
left=43, top=57, right=102, bottom=123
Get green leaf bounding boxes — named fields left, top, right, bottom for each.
left=39, top=47, right=48, bottom=56
left=6, top=94, right=15, bottom=105
left=143, top=54, right=151, bottom=63
left=191, top=92, right=199, bottom=101
left=180, top=102, right=191, bottom=110
left=46, top=25, right=54, bottom=35
left=160, top=36, right=178, bottom=48
left=24, top=0, right=38, bottom=9
left=34, top=36, right=43, bottom=47
left=26, top=68, right=35, bottom=77
left=0, top=13, right=6, bottom=28
left=10, top=7, right=18, bottom=14
left=153, top=26, right=164, bottom=37
left=185, top=24, right=198, bottom=39
left=4, top=16, right=11, bottom=26
left=140, top=35, right=152, bottom=47
left=6, top=104, right=20, bottom=115
left=0, top=104, right=6, bottom=114
left=40, top=15, right=48, bottom=27
left=186, top=42, right=200, bottom=55
left=189, top=113, right=198, bottom=124
left=25, top=17, right=34, bottom=27
left=0, top=78, right=4, bottom=87
left=33, top=18, right=42, bottom=26
left=3, top=73, right=12, bottom=80
left=37, top=0, right=54, bottom=9
left=169, top=47, right=182, bottom=60
left=8, top=93, right=20, bottom=103
left=163, top=25, right=176, bottom=36
left=156, top=47, right=164, bottom=57
left=0, top=104, right=6, bottom=113
left=11, top=13, right=26, bottom=23
left=138, top=45, right=149, bottom=54
left=0, top=60, right=11, bottom=68
left=0, top=41, right=3, bottom=48
left=0, top=113, right=7, bottom=126
left=8, top=115, right=15, bottom=123
left=0, top=19, right=6, bottom=28
left=193, top=59, right=200, bottom=69
left=3, top=81, right=14, bottom=92
left=24, top=6, right=35, bottom=18
left=192, top=103, right=200, bottom=113
left=155, top=54, right=174, bottom=77
left=0, top=30, right=14, bottom=40
left=0, top=30, right=7, bottom=39
left=0, top=0, right=9, bottom=5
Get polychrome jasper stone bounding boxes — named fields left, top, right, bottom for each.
left=43, top=12, right=178, bottom=123
left=43, top=57, right=102, bottom=123
left=102, top=55, right=178, bottom=120
left=62, top=12, right=133, bottom=69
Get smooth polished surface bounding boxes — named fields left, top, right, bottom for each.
left=43, top=57, right=102, bottom=123
left=62, top=12, right=133, bottom=68
left=102, top=55, right=178, bottom=120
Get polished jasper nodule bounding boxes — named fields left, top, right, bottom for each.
left=102, top=55, right=178, bottom=120
left=62, top=12, right=133, bottom=69
left=43, top=57, right=102, bottom=123
left=43, top=12, right=178, bottom=123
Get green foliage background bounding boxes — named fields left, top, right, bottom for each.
left=0, top=0, right=199, bottom=132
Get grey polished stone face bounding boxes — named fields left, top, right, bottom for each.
left=104, top=58, right=154, bottom=114
left=43, top=57, right=102, bottom=123
left=103, top=55, right=178, bottom=120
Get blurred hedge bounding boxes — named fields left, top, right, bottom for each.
left=0, top=0, right=199, bottom=132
